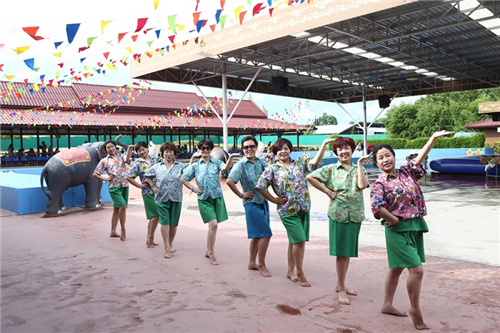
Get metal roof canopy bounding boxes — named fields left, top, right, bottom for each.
left=132, top=0, right=500, bottom=150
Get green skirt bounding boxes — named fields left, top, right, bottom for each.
left=108, top=185, right=129, bottom=208
left=156, top=201, right=182, bottom=226
left=142, top=194, right=159, bottom=219
left=329, top=218, right=361, bottom=257
left=280, top=211, right=310, bottom=244
left=384, top=217, right=428, bottom=269
left=198, top=196, right=228, bottom=223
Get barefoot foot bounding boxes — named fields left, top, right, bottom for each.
left=209, top=254, right=219, bottom=265
left=164, top=251, right=172, bottom=259
left=258, top=265, right=272, bottom=277
left=381, top=305, right=408, bottom=317
left=170, top=248, right=177, bottom=253
left=286, top=273, right=299, bottom=283
left=248, top=262, right=259, bottom=271
left=110, top=232, right=120, bottom=238
left=120, top=230, right=126, bottom=241
left=336, top=286, right=358, bottom=296
left=337, top=290, right=350, bottom=305
left=205, top=251, right=210, bottom=258
left=297, top=273, right=311, bottom=287
left=409, top=308, right=429, bottom=330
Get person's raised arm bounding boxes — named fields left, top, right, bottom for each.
left=223, top=153, right=242, bottom=171
left=181, top=177, right=204, bottom=195
left=310, top=138, right=336, bottom=167
left=414, top=130, right=453, bottom=166
left=188, top=151, right=201, bottom=166
left=125, top=145, right=134, bottom=164
left=356, top=152, right=372, bottom=189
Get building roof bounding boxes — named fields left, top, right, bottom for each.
left=0, top=108, right=307, bottom=132
left=465, top=118, right=500, bottom=129
left=0, top=81, right=79, bottom=108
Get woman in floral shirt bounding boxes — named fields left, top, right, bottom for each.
left=145, top=142, right=189, bottom=259
left=181, top=139, right=232, bottom=266
left=126, top=141, right=160, bottom=248
left=307, top=137, right=371, bottom=305
left=93, top=140, right=133, bottom=241
left=370, top=130, right=453, bottom=330
left=255, top=138, right=320, bottom=287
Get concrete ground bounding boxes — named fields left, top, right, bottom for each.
left=1, top=178, right=499, bottom=332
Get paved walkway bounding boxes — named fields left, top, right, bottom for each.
left=1, top=180, right=499, bottom=332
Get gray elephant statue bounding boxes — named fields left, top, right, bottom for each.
left=40, top=135, right=129, bottom=216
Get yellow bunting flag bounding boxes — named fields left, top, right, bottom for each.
left=4, top=74, right=16, bottom=80
left=125, top=46, right=133, bottom=53
left=154, top=0, right=160, bottom=9
left=101, top=20, right=112, bottom=34
left=53, top=52, right=63, bottom=57
left=13, top=46, right=30, bottom=54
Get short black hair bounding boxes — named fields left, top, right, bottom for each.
left=104, top=140, right=116, bottom=148
left=373, top=144, right=396, bottom=167
left=241, top=136, right=257, bottom=146
left=272, top=138, right=293, bottom=155
left=197, top=138, right=214, bottom=150
left=160, top=142, right=178, bottom=155
left=135, top=141, right=148, bottom=151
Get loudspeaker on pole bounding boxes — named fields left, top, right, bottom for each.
left=378, top=95, right=391, bottom=108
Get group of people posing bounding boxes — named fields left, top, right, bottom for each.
left=92, top=130, right=452, bottom=331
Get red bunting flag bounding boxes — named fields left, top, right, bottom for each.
left=24, top=78, right=29, bottom=84
left=103, top=52, right=110, bottom=59
left=269, top=8, right=274, bottom=16
left=221, top=0, right=225, bottom=9
left=131, top=35, right=138, bottom=42
left=57, top=63, right=64, bottom=68
left=168, top=35, right=175, bottom=44
left=210, top=24, right=216, bottom=32
left=0, top=64, right=3, bottom=72
left=239, top=11, right=247, bottom=25
left=253, top=3, right=265, bottom=16
left=22, top=26, right=46, bottom=40
left=78, top=46, right=90, bottom=52
left=118, top=32, right=127, bottom=43
left=193, top=12, right=201, bottom=26
left=135, top=18, right=148, bottom=33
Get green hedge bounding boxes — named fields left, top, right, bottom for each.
left=350, top=133, right=485, bottom=149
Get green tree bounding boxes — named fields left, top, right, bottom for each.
left=313, top=112, right=338, bottom=126
left=384, top=88, right=497, bottom=138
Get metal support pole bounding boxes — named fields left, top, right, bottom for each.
left=68, top=127, right=71, bottom=149
left=87, top=128, right=91, bottom=142
left=170, top=129, right=173, bottom=142
left=222, top=71, right=229, bottom=152
left=36, top=128, right=40, bottom=156
left=362, top=87, right=368, bottom=156
left=20, top=128, right=23, bottom=150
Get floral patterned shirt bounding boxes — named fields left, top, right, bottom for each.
left=94, top=154, right=129, bottom=188
left=228, top=157, right=268, bottom=205
left=127, top=157, right=159, bottom=196
left=308, top=161, right=366, bottom=223
left=370, top=160, right=427, bottom=220
left=182, top=157, right=226, bottom=200
left=255, top=158, right=316, bottom=216
left=145, top=160, right=187, bottom=203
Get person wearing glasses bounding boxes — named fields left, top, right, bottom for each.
left=255, top=138, right=322, bottom=287
left=307, top=137, right=371, bottom=305
left=227, top=136, right=272, bottom=277
left=181, top=139, right=232, bottom=265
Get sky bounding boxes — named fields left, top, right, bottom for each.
left=1, top=0, right=422, bottom=125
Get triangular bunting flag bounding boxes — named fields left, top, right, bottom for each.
left=135, top=18, right=148, bottom=33
left=155, top=29, right=161, bottom=39
left=13, top=46, right=30, bottom=54
left=66, top=23, right=81, bottom=44
left=101, top=20, right=112, bottom=34
left=131, top=35, right=138, bottom=42
left=154, top=0, right=160, bottom=9
left=118, top=32, right=127, bottom=43
left=87, top=37, right=97, bottom=46
left=22, top=26, right=46, bottom=40
left=103, top=52, right=110, bottom=59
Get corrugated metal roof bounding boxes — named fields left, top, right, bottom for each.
left=0, top=82, right=79, bottom=108
left=71, top=83, right=205, bottom=111
left=0, top=108, right=307, bottom=131
left=465, top=118, right=500, bottom=129
left=1, top=82, right=268, bottom=119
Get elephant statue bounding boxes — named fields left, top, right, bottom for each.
left=40, top=135, right=129, bottom=216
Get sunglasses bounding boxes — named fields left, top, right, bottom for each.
left=200, top=146, right=212, bottom=151
left=243, top=145, right=256, bottom=150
